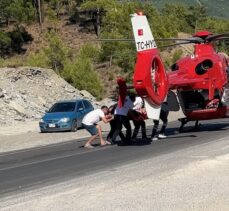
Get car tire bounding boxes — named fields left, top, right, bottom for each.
left=71, top=120, right=78, bottom=132
left=40, top=129, right=46, bottom=133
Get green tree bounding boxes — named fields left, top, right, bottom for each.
left=5, top=0, right=36, bottom=24
left=43, top=31, right=72, bottom=72
left=0, top=31, right=11, bottom=56
left=0, top=0, right=13, bottom=25
left=62, top=54, right=103, bottom=99
left=81, top=0, right=180, bottom=74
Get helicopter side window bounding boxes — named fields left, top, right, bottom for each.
left=195, top=59, right=213, bottom=75
left=225, top=57, right=229, bottom=80
left=226, top=65, right=229, bottom=77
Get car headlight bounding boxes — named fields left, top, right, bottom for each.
left=39, top=119, right=44, bottom=123
left=59, top=117, right=70, bottom=123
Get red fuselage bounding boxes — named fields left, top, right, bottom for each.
left=168, top=43, right=229, bottom=120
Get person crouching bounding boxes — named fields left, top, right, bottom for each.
left=130, top=96, right=147, bottom=140
left=82, top=105, right=112, bottom=148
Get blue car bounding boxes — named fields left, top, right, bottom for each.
left=39, top=99, right=94, bottom=132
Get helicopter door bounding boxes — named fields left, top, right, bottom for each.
left=167, top=91, right=180, bottom=112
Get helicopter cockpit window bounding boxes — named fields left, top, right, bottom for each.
left=226, top=59, right=229, bottom=75
left=171, top=63, right=179, bottom=71
left=195, top=59, right=213, bottom=75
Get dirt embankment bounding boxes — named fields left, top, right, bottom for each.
left=0, top=67, right=101, bottom=127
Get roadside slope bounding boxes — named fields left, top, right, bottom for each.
left=0, top=67, right=97, bottom=127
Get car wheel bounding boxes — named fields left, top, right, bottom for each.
left=40, top=129, right=46, bottom=133
left=71, top=120, right=78, bottom=132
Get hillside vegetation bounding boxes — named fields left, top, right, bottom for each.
left=151, top=0, right=229, bottom=19
left=0, top=0, right=229, bottom=99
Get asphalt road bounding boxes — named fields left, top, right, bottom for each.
left=0, top=119, right=229, bottom=198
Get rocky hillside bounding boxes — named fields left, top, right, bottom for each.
left=0, top=67, right=112, bottom=127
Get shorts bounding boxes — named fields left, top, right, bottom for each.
left=82, top=123, right=98, bottom=136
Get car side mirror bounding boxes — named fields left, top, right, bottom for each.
left=78, top=107, right=84, bottom=112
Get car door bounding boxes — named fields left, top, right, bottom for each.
left=76, top=101, right=86, bottom=126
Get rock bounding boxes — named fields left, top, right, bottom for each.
left=14, top=116, right=24, bottom=121
left=11, top=75, right=21, bottom=82
left=64, top=86, right=75, bottom=93
left=9, top=101, right=26, bottom=116
left=30, top=68, right=42, bottom=76
left=98, top=98, right=116, bottom=107
left=20, top=90, right=28, bottom=95
left=4, top=94, right=12, bottom=100
left=38, top=96, right=46, bottom=106
left=0, top=90, right=4, bottom=98
left=80, top=90, right=94, bottom=99
left=35, top=114, right=42, bottom=119
left=4, top=99, right=10, bottom=104
left=2, top=89, right=7, bottom=94
left=44, top=81, right=52, bottom=87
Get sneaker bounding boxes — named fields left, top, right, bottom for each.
left=105, top=141, right=112, bottom=145
left=84, top=144, right=94, bottom=149
left=158, top=134, right=167, bottom=139
left=151, top=137, right=158, bottom=141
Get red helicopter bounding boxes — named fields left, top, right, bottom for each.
left=117, top=12, right=229, bottom=132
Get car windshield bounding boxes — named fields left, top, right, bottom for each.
left=49, top=102, right=76, bottom=112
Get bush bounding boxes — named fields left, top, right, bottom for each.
left=8, top=26, right=33, bottom=54
left=5, top=0, right=35, bottom=24
left=46, top=7, right=59, bottom=22
left=172, top=49, right=183, bottom=64
left=25, top=34, right=104, bottom=99
left=69, top=10, right=80, bottom=24
left=26, top=51, right=49, bottom=68
left=0, top=31, right=11, bottom=56
left=43, top=31, right=72, bottom=72
left=0, top=55, right=25, bottom=67
left=62, top=55, right=103, bottom=100
left=79, top=43, right=100, bottom=62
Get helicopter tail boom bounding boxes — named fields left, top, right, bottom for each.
left=131, top=13, right=169, bottom=119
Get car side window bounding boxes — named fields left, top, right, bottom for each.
left=77, top=101, right=84, bottom=111
left=83, top=100, right=93, bottom=109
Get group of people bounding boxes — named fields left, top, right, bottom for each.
left=82, top=93, right=169, bottom=149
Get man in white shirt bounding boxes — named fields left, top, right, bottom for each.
left=82, top=105, right=112, bottom=148
left=131, top=96, right=147, bottom=139
left=133, top=96, right=143, bottom=111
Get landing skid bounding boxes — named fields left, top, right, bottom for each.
left=178, top=118, right=201, bottom=132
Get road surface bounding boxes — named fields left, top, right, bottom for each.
left=0, top=120, right=229, bottom=210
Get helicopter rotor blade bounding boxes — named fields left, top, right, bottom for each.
left=96, top=38, right=134, bottom=42
left=206, top=33, right=229, bottom=42
left=156, top=37, right=203, bottom=43
left=158, top=41, right=193, bottom=49
left=95, top=39, right=195, bottom=48
left=96, top=37, right=204, bottom=43
left=209, top=37, right=229, bottom=43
